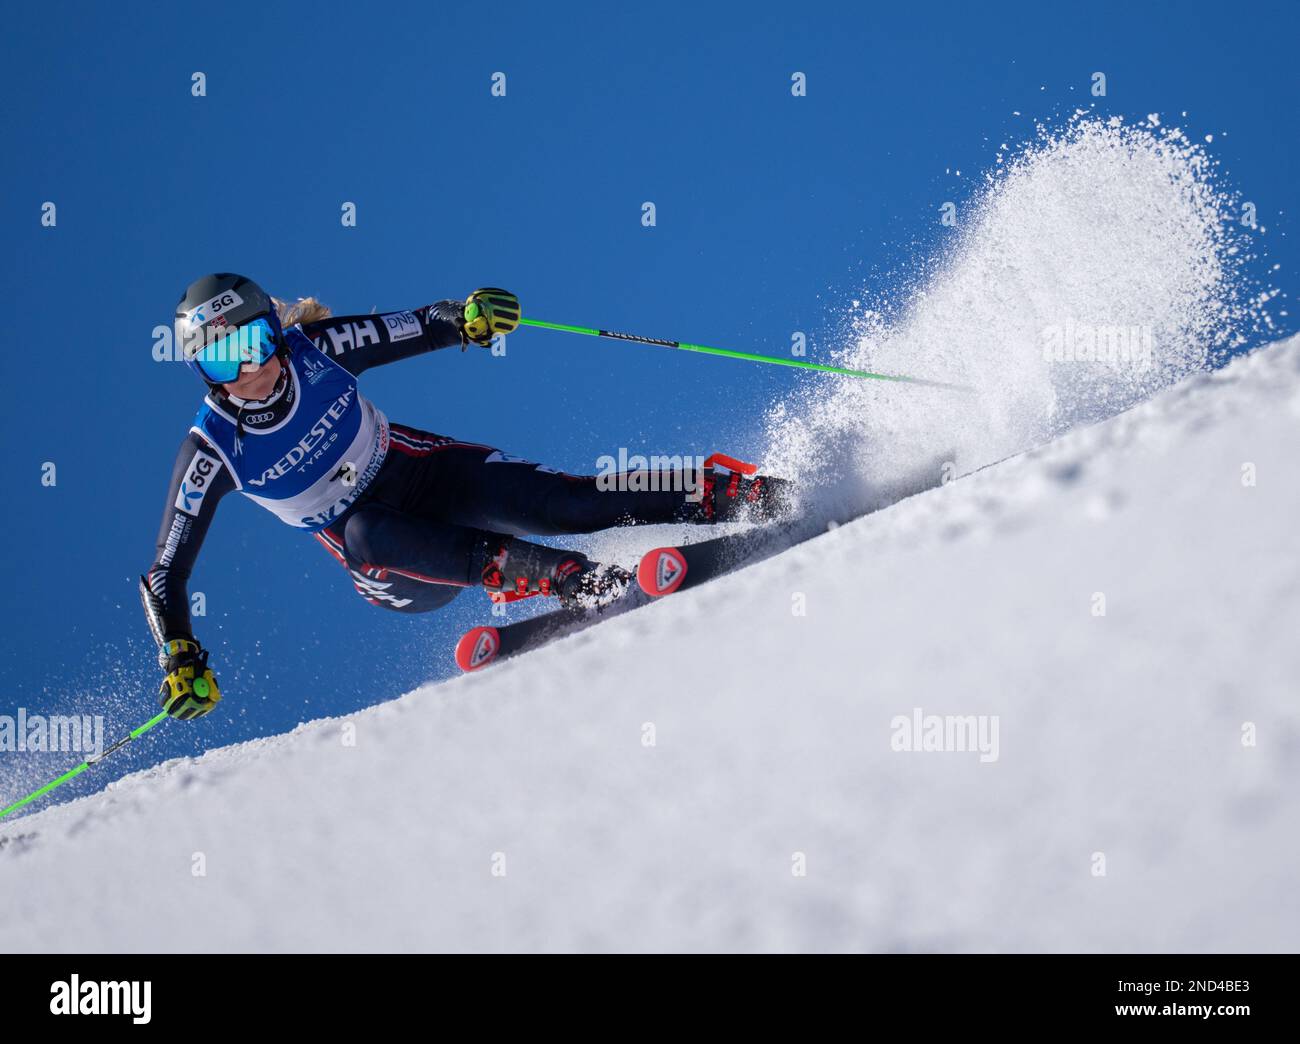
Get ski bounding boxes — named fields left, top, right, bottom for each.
left=637, top=516, right=811, bottom=597
left=455, top=585, right=654, bottom=672
left=638, top=452, right=955, bottom=598
left=458, top=451, right=955, bottom=668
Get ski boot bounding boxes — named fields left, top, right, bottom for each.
left=686, top=453, right=792, bottom=524
left=479, top=538, right=630, bottom=613
left=555, top=560, right=634, bottom=612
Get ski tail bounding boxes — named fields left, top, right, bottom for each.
left=637, top=547, right=689, bottom=597
left=456, top=625, right=502, bottom=672
left=453, top=583, right=656, bottom=672
left=635, top=447, right=958, bottom=600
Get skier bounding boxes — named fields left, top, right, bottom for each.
left=144, top=274, right=788, bottom=718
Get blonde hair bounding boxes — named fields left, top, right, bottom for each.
left=274, top=296, right=333, bottom=327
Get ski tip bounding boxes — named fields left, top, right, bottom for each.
left=637, top=546, right=688, bottom=597
left=455, top=625, right=501, bottom=672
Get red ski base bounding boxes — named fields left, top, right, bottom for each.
left=455, top=625, right=501, bottom=672
left=637, top=546, right=689, bottom=597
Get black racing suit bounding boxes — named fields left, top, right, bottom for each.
left=141, top=302, right=696, bottom=646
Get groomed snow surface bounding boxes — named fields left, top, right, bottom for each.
left=2, top=336, right=1297, bottom=953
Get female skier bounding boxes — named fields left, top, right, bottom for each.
left=144, top=273, right=787, bottom=719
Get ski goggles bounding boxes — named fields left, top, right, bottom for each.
left=185, top=316, right=280, bottom=384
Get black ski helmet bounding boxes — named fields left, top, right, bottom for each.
left=174, top=273, right=284, bottom=384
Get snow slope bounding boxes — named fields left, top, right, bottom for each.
left=2, top=335, right=1298, bottom=953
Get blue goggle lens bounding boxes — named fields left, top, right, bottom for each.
left=190, top=318, right=279, bottom=384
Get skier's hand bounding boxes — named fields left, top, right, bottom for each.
left=460, top=288, right=520, bottom=346
left=158, top=638, right=222, bottom=720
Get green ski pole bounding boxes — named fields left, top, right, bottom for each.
left=518, top=317, right=972, bottom=392
left=0, top=711, right=169, bottom=821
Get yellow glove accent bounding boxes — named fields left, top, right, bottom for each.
left=462, top=288, right=520, bottom=346
left=159, top=639, right=222, bottom=720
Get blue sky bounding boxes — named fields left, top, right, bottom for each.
left=2, top=0, right=1296, bottom=803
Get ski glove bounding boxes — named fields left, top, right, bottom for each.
left=158, top=638, right=222, bottom=720
left=460, top=288, right=520, bottom=347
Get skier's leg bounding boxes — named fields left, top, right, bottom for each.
left=408, top=441, right=691, bottom=536
left=320, top=503, right=611, bottom=610
left=427, top=444, right=792, bottom=534
left=389, top=425, right=789, bottom=534
left=361, top=426, right=789, bottom=611
left=316, top=509, right=480, bottom=614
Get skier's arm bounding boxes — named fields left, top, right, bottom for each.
left=139, top=433, right=236, bottom=655
left=300, top=301, right=468, bottom=376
